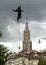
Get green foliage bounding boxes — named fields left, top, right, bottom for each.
left=0, top=44, right=9, bottom=65
left=43, top=58, right=46, bottom=65
left=38, top=56, right=46, bottom=65
left=38, top=56, right=44, bottom=65
left=0, top=31, right=2, bottom=38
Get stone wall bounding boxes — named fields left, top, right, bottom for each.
left=14, top=57, right=39, bottom=65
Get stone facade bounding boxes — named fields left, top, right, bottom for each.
left=14, top=57, right=38, bottom=65
left=6, top=57, right=39, bottom=65
left=23, top=21, right=32, bottom=51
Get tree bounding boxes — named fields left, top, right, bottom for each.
left=0, top=44, right=9, bottom=65
left=0, top=31, right=9, bottom=65
left=38, top=56, right=44, bottom=65
left=43, top=58, right=46, bottom=65
left=38, top=56, right=46, bottom=65
left=0, top=31, right=2, bottom=38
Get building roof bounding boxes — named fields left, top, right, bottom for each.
left=8, top=50, right=46, bottom=61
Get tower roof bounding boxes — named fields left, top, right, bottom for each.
left=25, top=20, right=29, bottom=31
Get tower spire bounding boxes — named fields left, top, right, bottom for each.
left=25, top=17, right=29, bottom=32
left=23, top=19, right=32, bottom=51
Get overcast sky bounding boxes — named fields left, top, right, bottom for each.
left=0, top=0, right=46, bottom=52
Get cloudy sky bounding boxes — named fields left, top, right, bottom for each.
left=0, top=0, right=46, bottom=52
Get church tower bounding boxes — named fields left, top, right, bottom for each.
left=23, top=20, right=32, bottom=51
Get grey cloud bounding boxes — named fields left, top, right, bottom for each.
left=0, top=0, right=46, bottom=42
left=0, top=0, right=46, bottom=22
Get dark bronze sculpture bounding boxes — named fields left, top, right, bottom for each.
left=12, top=6, right=24, bottom=22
